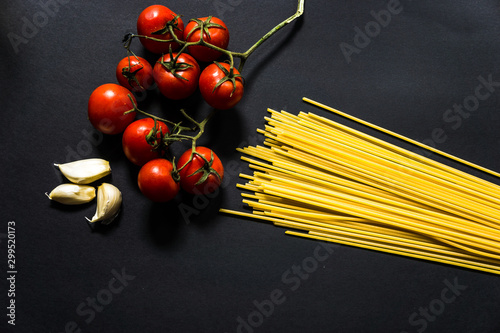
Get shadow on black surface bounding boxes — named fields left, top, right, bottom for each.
left=86, top=211, right=123, bottom=235
left=95, top=132, right=125, bottom=162
left=177, top=188, right=225, bottom=228
left=48, top=199, right=95, bottom=215
left=201, top=106, right=245, bottom=156
left=145, top=199, right=183, bottom=247
left=241, top=14, right=305, bottom=89
left=142, top=188, right=225, bottom=248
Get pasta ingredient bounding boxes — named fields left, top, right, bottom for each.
left=221, top=106, right=500, bottom=275
left=86, top=183, right=122, bottom=224
left=55, top=158, right=111, bottom=184
left=46, top=184, right=96, bottom=205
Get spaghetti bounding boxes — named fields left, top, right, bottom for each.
left=220, top=101, right=500, bottom=275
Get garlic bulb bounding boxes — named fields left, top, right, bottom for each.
left=86, top=183, right=122, bottom=224
left=55, top=158, right=111, bottom=184
left=46, top=184, right=96, bottom=205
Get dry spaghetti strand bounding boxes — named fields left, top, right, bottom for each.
left=221, top=105, right=500, bottom=275
left=302, top=97, right=500, bottom=179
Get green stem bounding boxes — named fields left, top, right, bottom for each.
left=122, top=1, right=304, bottom=163
left=130, top=0, right=304, bottom=73
left=125, top=94, right=177, bottom=126
left=234, top=0, right=304, bottom=71
left=180, top=108, right=217, bottom=152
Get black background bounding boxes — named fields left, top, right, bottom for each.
left=2, top=1, right=500, bottom=332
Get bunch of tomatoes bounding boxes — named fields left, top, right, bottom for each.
left=86, top=4, right=242, bottom=202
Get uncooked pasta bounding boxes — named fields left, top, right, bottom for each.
left=220, top=99, right=500, bottom=275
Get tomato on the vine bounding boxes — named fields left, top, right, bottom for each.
left=116, top=56, right=154, bottom=92
left=153, top=52, right=201, bottom=100
left=136, top=5, right=184, bottom=54
left=177, top=146, right=224, bottom=195
left=138, top=158, right=180, bottom=202
left=88, top=83, right=136, bottom=135
left=122, top=118, right=169, bottom=166
left=183, top=16, right=229, bottom=63
left=199, top=62, right=244, bottom=110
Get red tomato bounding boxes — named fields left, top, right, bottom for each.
left=153, top=52, right=201, bottom=100
left=183, top=16, right=229, bottom=63
left=122, top=118, right=170, bottom=166
left=176, top=147, right=224, bottom=195
left=199, top=62, right=244, bottom=110
left=116, top=56, right=154, bottom=92
left=138, top=159, right=180, bottom=202
left=88, top=83, right=136, bottom=135
left=136, top=5, right=184, bottom=54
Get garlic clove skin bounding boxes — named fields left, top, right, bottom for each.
left=55, top=158, right=111, bottom=184
left=46, top=184, right=96, bottom=205
left=86, top=183, right=122, bottom=224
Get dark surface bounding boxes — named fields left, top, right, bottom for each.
left=2, top=1, right=500, bottom=332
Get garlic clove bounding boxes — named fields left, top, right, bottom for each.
left=55, top=158, right=111, bottom=184
left=46, top=184, right=96, bottom=205
left=86, top=183, right=122, bottom=224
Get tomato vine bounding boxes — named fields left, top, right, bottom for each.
left=124, top=0, right=304, bottom=146
left=89, top=1, right=305, bottom=201
left=126, top=0, right=304, bottom=73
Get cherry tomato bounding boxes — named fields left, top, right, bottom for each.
left=136, top=5, right=184, bottom=54
left=122, top=118, right=170, bottom=166
left=199, top=62, right=244, bottom=110
left=88, top=83, right=136, bottom=135
left=176, top=147, right=224, bottom=195
left=183, top=16, right=229, bottom=63
left=153, top=52, right=201, bottom=100
left=138, top=158, right=180, bottom=202
left=116, top=56, right=154, bottom=92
